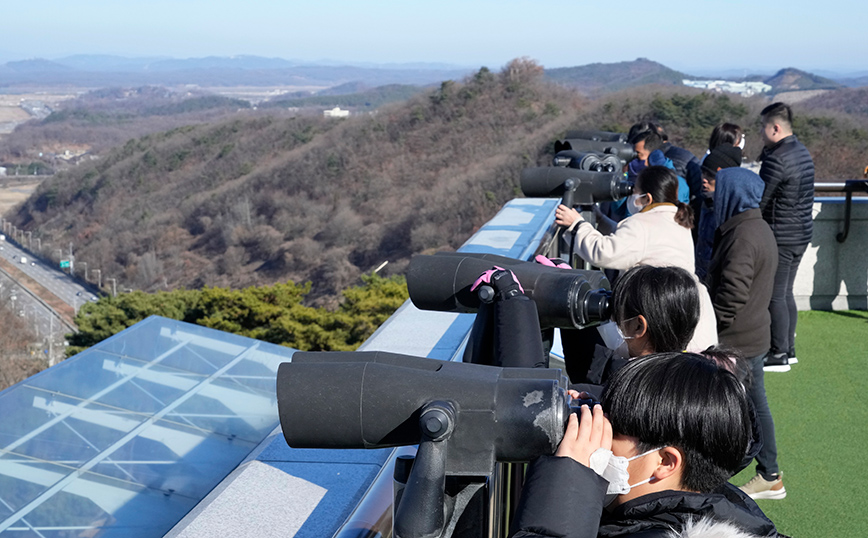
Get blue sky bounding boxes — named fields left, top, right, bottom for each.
left=2, top=0, right=865, bottom=74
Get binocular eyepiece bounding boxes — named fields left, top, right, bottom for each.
left=553, top=150, right=622, bottom=173
left=553, top=137, right=636, bottom=164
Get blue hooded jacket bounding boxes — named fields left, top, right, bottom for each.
left=714, top=167, right=765, bottom=230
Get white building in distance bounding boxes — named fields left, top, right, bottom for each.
left=323, top=107, right=350, bottom=118
left=682, top=80, right=772, bottom=97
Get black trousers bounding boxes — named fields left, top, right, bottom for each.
left=769, top=242, right=807, bottom=356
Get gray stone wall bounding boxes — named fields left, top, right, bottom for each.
left=796, top=198, right=868, bottom=310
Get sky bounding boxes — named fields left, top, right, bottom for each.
left=2, top=0, right=866, bottom=75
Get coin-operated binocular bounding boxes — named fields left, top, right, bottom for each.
left=278, top=351, right=595, bottom=538
left=407, top=252, right=612, bottom=368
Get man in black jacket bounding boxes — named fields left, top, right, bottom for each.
left=706, top=166, right=785, bottom=500
left=758, top=102, right=815, bottom=370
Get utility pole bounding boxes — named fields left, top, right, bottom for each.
left=26, top=231, right=31, bottom=250
left=35, top=238, right=41, bottom=252
left=93, top=269, right=101, bottom=289
left=81, top=262, right=88, bottom=282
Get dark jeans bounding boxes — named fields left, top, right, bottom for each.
left=748, top=352, right=779, bottom=479
left=769, top=243, right=807, bottom=356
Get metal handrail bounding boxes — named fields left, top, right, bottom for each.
left=815, top=180, right=868, bottom=243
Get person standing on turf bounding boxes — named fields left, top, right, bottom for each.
left=758, top=102, right=815, bottom=371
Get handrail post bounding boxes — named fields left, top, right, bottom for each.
left=836, top=180, right=868, bottom=243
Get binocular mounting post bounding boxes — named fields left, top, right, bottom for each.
left=393, top=401, right=456, bottom=538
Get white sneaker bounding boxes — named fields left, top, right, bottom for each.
left=740, top=472, right=787, bottom=500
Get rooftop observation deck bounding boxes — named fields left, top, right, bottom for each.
left=0, top=194, right=864, bottom=538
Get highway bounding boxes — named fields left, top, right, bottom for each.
left=0, top=239, right=97, bottom=309
left=0, top=269, right=68, bottom=346
left=0, top=238, right=97, bottom=362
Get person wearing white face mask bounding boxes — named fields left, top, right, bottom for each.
left=554, top=166, right=717, bottom=353
left=510, top=353, right=782, bottom=538
left=573, top=265, right=700, bottom=391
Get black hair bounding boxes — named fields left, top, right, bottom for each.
left=632, top=129, right=664, bottom=153
left=708, top=123, right=742, bottom=150
left=761, top=102, right=793, bottom=129
left=627, top=121, right=656, bottom=144
left=635, top=166, right=694, bottom=228
left=611, top=265, right=699, bottom=353
left=601, top=352, right=752, bottom=493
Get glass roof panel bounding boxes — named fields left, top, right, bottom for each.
left=0, top=316, right=294, bottom=537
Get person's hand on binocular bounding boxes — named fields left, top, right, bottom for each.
left=555, top=204, right=583, bottom=230
left=556, top=396, right=612, bottom=468
left=471, top=266, right=525, bottom=301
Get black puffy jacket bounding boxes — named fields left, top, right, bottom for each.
left=510, top=456, right=781, bottom=538
left=758, top=135, right=815, bottom=246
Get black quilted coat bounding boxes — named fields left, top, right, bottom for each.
left=758, top=135, right=815, bottom=247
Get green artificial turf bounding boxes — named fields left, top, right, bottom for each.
left=730, top=310, right=868, bottom=537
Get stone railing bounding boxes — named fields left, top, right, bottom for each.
left=796, top=184, right=868, bottom=310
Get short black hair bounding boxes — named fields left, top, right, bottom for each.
left=761, top=102, right=793, bottom=129
left=611, top=265, right=699, bottom=353
left=632, top=129, right=664, bottom=153
left=601, top=352, right=752, bottom=493
left=628, top=121, right=656, bottom=144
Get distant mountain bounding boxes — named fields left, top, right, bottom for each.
left=764, top=68, right=844, bottom=93
left=811, top=69, right=868, bottom=80
left=56, top=55, right=171, bottom=72
left=0, top=55, right=475, bottom=89
left=836, top=76, right=868, bottom=88
left=685, top=68, right=776, bottom=79
left=144, top=55, right=303, bottom=72
left=3, top=58, right=73, bottom=73
left=544, top=58, right=686, bottom=95
left=317, top=81, right=372, bottom=96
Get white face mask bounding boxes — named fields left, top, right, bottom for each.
left=588, top=446, right=665, bottom=506
left=738, top=136, right=746, bottom=150
left=614, top=316, right=640, bottom=343
left=597, top=321, right=631, bottom=358
left=626, top=193, right=648, bottom=216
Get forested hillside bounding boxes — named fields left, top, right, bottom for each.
left=9, top=59, right=868, bottom=305
left=10, top=60, right=582, bottom=303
